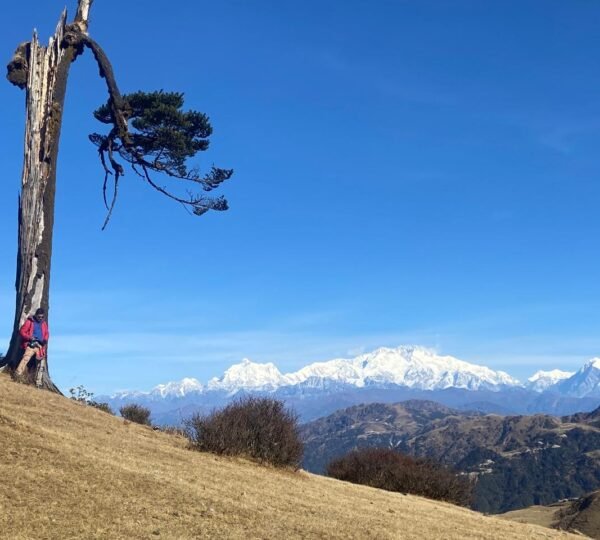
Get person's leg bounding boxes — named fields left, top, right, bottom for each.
left=35, top=356, right=47, bottom=388
left=15, top=347, right=38, bottom=375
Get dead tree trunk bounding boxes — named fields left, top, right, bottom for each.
left=3, top=1, right=93, bottom=391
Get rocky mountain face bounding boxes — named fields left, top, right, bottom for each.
left=99, top=346, right=600, bottom=425
left=555, top=359, right=600, bottom=398
left=300, top=401, right=600, bottom=514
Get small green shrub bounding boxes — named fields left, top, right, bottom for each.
left=120, top=403, right=152, bottom=426
left=327, top=448, right=473, bottom=506
left=69, top=385, right=113, bottom=414
left=187, top=396, right=303, bottom=468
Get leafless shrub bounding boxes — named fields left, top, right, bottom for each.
left=90, top=401, right=114, bottom=415
left=187, top=396, right=303, bottom=468
left=69, top=385, right=95, bottom=403
left=327, top=448, right=473, bottom=506
left=120, top=403, right=152, bottom=426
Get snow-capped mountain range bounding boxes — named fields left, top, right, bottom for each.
left=110, top=345, right=593, bottom=400
left=100, top=346, right=600, bottom=425
left=112, top=346, right=513, bottom=399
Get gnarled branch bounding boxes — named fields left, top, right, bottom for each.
left=62, top=28, right=232, bottom=228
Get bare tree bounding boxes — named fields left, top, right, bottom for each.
left=1, top=0, right=232, bottom=390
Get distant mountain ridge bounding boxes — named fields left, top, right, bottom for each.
left=300, top=400, right=600, bottom=513
left=100, top=346, right=600, bottom=424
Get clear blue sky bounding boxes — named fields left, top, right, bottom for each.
left=2, top=0, right=600, bottom=394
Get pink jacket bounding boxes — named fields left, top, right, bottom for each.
left=19, top=317, right=50, bottom=357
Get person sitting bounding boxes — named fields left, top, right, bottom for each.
left=15, top=308, right=49, bottom=378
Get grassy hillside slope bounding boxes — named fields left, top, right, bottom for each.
left=0, top=375, right=583, bottom=539
left=501, top=491, right=600, bottom=539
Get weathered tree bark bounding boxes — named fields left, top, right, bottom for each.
left=3, top=0, right=93, bottom=391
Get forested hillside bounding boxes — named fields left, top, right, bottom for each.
left=301, top=401, right=600, bottom=512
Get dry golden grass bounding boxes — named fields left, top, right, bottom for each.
left=0, top=374, right=585, bottom=539
left=501, top=497, right=600, bottom=539
left=500, top=504, right=566, bottom=529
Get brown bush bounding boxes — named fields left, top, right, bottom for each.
left=327, top=448, right=473, bottom=506
left=187, top=396, right=303, bottom=468
left=120, top=403, right=152, bottom=426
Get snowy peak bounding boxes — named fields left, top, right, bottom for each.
left=584, top=358, right=600, bottom=371
left=273, top=345, right=518, bottom=392
left=348, top=346, right=519, bottom=390
left=527, top=370, right=574, bottom=393
left=286, top=358, right=363, bottom=387
left=207, top=358, right=288, bottom=392
left=152, top=377, right=203, bottom=398
left=554, top=358, right=600, bottom=398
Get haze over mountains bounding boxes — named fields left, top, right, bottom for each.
left=101, top=346, right=600, bottom=424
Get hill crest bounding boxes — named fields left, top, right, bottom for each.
left=0, top=374, right=581, bottom=539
